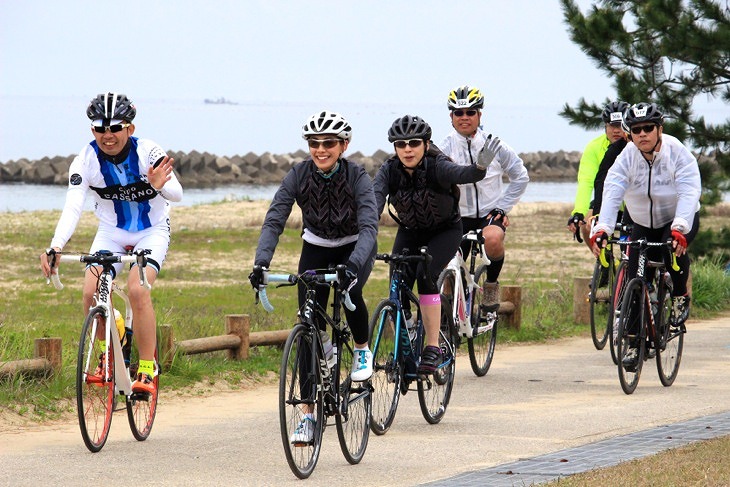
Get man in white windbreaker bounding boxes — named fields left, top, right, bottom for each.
left=440, top=85, right=529, bottom=307
left=589, top=102, right=700, bottom=329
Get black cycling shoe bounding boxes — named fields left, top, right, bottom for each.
left=418, top=345, right=442, bottom=374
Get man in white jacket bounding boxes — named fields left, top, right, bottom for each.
left=440, top=85, right=529, bottom=306
left=590, top=102, right=700, bottom=328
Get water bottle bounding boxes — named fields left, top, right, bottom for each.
left=649, top=288, right=658, bottom=319
left=320, top=331, right=335, bottom=369
left=113, top=309, right=125, bottom=342
left=404, top=310, right=417, bottom=342
left=122, top=326, right=133, bottom=367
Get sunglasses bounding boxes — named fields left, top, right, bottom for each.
left=393, top=139, right=424, bottom=149
left=307, top=138, right=341, bottom=149
left=630, top=124, right=657, bottom=135
left=452, top=109, right=478, bottom=117
left=92, top=123, right=130, bottom=134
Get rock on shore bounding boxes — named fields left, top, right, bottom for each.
left=0, top=149, right=589, bottom=187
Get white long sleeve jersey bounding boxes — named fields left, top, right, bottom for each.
left=440, top=129, right=529, bottom=218
left=592, top=133, right=701, bottom=237
left=51, top=137, right=183, bottom=250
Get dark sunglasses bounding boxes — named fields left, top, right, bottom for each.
left=630, top=124, right=657, bottom=135
left=307, top=138, right=341, bottom=149
left=92, top=123, right=130, bottom=134
left=452, top=109, right=478, bottom=117
left=393, top=139, right=424, bottom=149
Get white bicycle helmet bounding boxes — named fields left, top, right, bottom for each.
left=87, top=92, right=136, bottom=122
left=301, top=110, right=352, bottom=141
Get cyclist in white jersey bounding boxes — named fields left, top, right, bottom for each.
left=440, top=85, right=529, bottom=307
left=40, top=92, right=183, bottom=394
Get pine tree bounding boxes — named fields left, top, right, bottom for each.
left=559, top=0, right=730, bottom=204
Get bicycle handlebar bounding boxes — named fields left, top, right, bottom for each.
left=257, top=270, right=355, bottom=313
left=610, top=238, right=680, bottom=271
left=46, top=250, right=151, bottom=291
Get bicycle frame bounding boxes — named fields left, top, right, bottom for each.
left=444, top=231, right=491, bottom=339
left=50, top=252, right=149, bottom=397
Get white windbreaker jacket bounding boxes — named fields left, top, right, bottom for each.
left=440, top=129, right=529, bottom=218
left=592, top=133, right=701, bottom=237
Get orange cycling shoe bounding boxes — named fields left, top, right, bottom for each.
left=86, top=353, right=109, bottom=386
left=132, top=372, right=156, bottom=395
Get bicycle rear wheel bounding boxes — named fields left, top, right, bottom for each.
left=76, top=306, right=114, bottom=453
left=417, top=298, right=455, bottom=424
left=367, top=300, right=402, bottom=435
left=126, top=343, right=159, bottom=441
left=617, top=279, right=646, bottom=395
left=279, top=324, right=324, bottom=479
left=468, top=265, right=497, bottom=376
left=656, top=283, right=684, bottom=386
left=335, top=335, right=371, bottom=464
left=590, top=257, right=614, bottom=350
left=610, top=259, right=629, bottom=365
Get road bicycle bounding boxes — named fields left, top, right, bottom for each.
left=613, top=239, right=684, bottom=394
left=257, top=265, right=371, bottom=480
left=437, top=230, right=497, bottom=377
left=47, top=249, right=159, bottom=452
left=368, top=247, right=456, bottom=435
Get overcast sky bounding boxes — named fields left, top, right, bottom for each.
left=1, top=1, right=724, bottom=161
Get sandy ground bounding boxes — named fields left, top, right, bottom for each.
left=3, top=313, right=730, bottom=486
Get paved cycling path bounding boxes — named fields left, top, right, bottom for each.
left=3, top=314, right=729, bottom=486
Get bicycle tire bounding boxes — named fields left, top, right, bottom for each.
left=335, top=333, right=371, bottom=464
left=610, top=259, right=629, bottom=365
left=468, top=264, right=497, bottom=376
left=76, top=306, right=114, bottom=453
left=417, top=297, right=455, bottom=424
left=589, top=257, right=613, bottom=350
left=279, top=324, right=324, bottom=479
left=655, top=280, right=684, bottom=386
left=367, top=299, right=402, bottom=435
left=126, top=343, right=159, bottom=441
left=617, top=279, right=646, bottom=395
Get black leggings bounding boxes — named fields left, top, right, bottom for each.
left=298, top=240, right=374, bottom=344
left=392, top=222, right=462, bottom=296
left=628, top=212, right=700, bottom=296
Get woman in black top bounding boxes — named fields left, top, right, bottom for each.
left=373, top=115, right=498, bottom=373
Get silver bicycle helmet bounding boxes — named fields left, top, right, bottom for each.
left=301, top=110, right=352, bottom=141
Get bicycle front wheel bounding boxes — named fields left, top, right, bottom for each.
left=367, top=300, right=402, bottom=435
left=126, top=343, right=159, bottom=441
left=335, top=335, right=371, bottom=464
left=76, top=306, right=114, bottom=453
left=617, top=279, right=646, bottom=395
left=656, top=285, right=684, bottom=386
left=417, top=298, right=455, bottom=424
left=590, top=258, right=614, bottom=350
left=469, top=265, right=497, bottom=376
left=279, top=324, right=324, bottom=479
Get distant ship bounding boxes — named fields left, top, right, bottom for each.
left=204, top=97, right=238, bottom=105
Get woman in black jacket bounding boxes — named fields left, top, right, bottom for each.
left=373, top=115, right=498, bottom=373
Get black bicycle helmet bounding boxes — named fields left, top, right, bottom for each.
left=301, top=110, right=352, bottom=141
left=601, top=100, right=629, bottom=124
left=86, top=92, right=136, bottom=122
left=447, top=85, right=485, bottom=110
left=622, top=102, right=664, bottom=132
left=387, top=115, right=432, bottom=142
